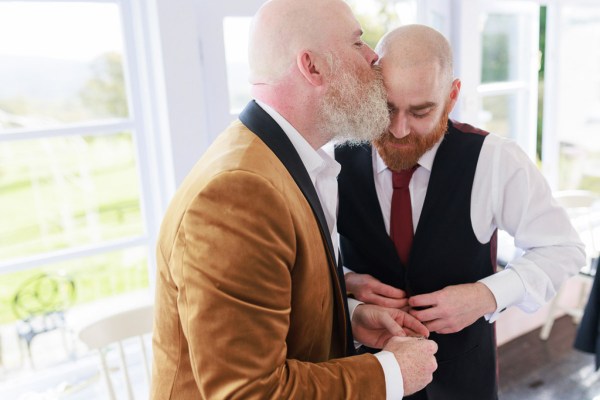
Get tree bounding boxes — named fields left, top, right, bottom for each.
left=347, top=0, right=400, bottom=49
left=79, top=52, right=128, bottom=119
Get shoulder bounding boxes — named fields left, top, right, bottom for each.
left=480, top=133, right=532, bottom=166
left=334, top=143, right=373, bottom=172
left=450, top=120, right=490, bottom=137
left=335, top=142, right=371, bottom=160
left=171, top=121, right=297, bottom=212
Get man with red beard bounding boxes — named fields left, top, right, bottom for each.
left=151, top=2, right=439, bottom=399
left=336, top=24, right=585, bottom=400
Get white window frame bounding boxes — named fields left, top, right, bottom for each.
left=195, top=0, right=265, bottom=144
left=0, top=0, right=172, bottom=289
left=450, top=1, right=539, bottom=161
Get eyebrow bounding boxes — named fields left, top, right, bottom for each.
left=409, top=102, right=437, bottom=112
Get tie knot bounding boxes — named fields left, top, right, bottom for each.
left=392, top=166, right=417, bottom=189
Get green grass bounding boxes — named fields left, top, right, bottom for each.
left=0, top=133, right=143, bottom=260
left=0, top=133, right=150, bottom=324
left=0, top=248, right=150, bottom=324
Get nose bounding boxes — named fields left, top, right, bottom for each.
left=365, top=46, right=378, bottom=65
left=389, top=114, right=410, bottom=139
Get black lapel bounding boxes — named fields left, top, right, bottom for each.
left=239, top=100, right=336, bottom=263
left=239, top=100, right=351, bottom=354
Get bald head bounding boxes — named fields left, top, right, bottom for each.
left=248, top=0, right=357, bottom=84
left=376, top=24, right=454, bottom=85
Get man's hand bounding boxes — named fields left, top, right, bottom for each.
left=351, top=304, right=429, bottom=349
left=408, top=283, right=497, bottom=334
left=383, top=336, right=438, bottom=396
left=346, top=272, right=409, bottom=309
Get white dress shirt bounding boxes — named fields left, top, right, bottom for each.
left=256, top=101, right=404, bottom=399
left=371, top=132, right=586, bottom=321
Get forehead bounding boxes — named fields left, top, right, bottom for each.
left=381, top=60, right=446, bottom=106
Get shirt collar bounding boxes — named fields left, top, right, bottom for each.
left=254, top=100, right=340, bottom=182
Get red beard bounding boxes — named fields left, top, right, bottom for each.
left=374, top=105, right=450, bottom=171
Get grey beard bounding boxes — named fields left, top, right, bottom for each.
left=318, top=67, right=390, bottom=146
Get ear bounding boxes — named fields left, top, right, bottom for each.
left=447, top=78, right=462, bottom=111
left=297, top=50, right=325, bottom=87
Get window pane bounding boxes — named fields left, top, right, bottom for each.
left=481, top=14, right=519, bottom=83
left=556, top=6, right=600, bottom=192
left=479, top=94, right=518, bottom=138
left=0, top=2, right=128, bottom=131
left=347, top=0, right=417, bottom=48
left=0, top=132, right=143, bottom=261
left=0, top=246, right=150, bottom=370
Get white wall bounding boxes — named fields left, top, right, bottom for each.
left=149, top=0, right=210, bottom=187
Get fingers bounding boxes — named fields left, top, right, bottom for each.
left=380, top=312, right=406, bottom=337
left=423, top=319, right=444, bottom=333
left=363, top=282, right=407, bottom=308
left=408, top=293, right=436, bottom=309
left=424, top=316, right=470, bottom=334
left=385, top=335, right=438, bottom=357
left=346, top=273, right=407, bottom=307
left=409, top=305, right=439, bottom=323
left=399, top=312, right=430, bottom=338
left=364, top=294, right=408, bottom=309
left=375, top=284, right=407, bottom=300
left=384, top=336, right=438, bottom=395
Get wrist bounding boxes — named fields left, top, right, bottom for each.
left=475, top=282, right=497, bottom=314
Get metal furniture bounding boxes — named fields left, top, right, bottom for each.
left=12, top=272, right=76, bottom=366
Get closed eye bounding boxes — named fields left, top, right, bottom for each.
left=409, top=103, right=436, bottom=119
left=411, top=110, right=431, bottom=119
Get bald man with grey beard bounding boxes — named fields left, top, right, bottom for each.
left=151, top=2, right=438, bottom=399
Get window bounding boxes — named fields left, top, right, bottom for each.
left=543, top=3, right=600, bottom=192
left=0, top=0, right=161, bottom=371
left=347, top=0, right=418, bottom=48
left=477, top=3, right=540, bottom=158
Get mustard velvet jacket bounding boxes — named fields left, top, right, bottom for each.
left=150, top=102, right=386, bottom=399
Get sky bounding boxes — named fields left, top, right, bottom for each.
left=0, top=2, right=123, bottom=62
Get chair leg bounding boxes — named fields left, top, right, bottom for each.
left=572, top=278, right=593, bottom=324
left=99, top=351, right=117, bottom=400
left=139, top=336, right=151, bottom=387
left=540, top=288, right=563, bottom=340
left=26, top=338, right=35, bottom=369
left=117, top=342, right=134, bottom=400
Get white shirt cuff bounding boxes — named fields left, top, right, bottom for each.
left=374, top=350, right=404, bottom=399
left=343, top=266, right=354, bottom=275
left=347, top=298, right=364, bottom=349
left=347, top=297, right=362, bottom=320
left=479, top=268, right=526, bottom=322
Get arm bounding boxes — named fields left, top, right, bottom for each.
left=477, top=137, right=586, bottom=319
left=177, top=171, right=387, bottom=399
left=410, top=137, right=586, bottom=332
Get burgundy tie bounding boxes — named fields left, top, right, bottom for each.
left=390, top=166, right=418, bottom=265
